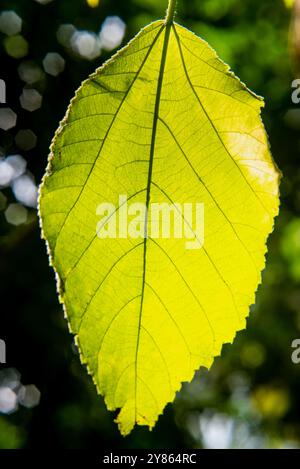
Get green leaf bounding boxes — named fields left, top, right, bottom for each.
left=39, top=19, right=280, bottom=435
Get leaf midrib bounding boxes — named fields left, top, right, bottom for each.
left=134, top=21, right=173, bottom=420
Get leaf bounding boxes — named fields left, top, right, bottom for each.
left=38, top=19, right=280, bottom=435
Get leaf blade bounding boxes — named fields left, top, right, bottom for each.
left=39, top=20, right=280, bottom=436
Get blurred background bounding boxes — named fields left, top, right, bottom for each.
left=0, top=0, right=299, bottom=449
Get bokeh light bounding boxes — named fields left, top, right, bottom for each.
left=0, top=108, right=17, bottom=131
left=56, top=24, right=76, bottom=48
left=4, top=35, right=28, bottom=59
left=43, top=52, right=65, bottom=77
left=12, top=174, right=38, bottom=208
left=71, top=31, right=101, bottom=60
left=0, top=160, right=14, bottom=187
left=0, top=369, right=21, bottom=391
left=0, top=369, right=41, bottom=417
left=86, top=0, right=100, bottom=7
left=19, top=89, right=42, bottom=112
left=18, top=61, right=44, bottom=84
left=0, top=11, right=22, bottom=36
left=99, top=16, right=126, bottom=51
left=17, top=385, right=41, bottom=409
left=0, top=154, right=27, bottom=188
left=4, top=203, right=28, bottom=226
left=5, top=154, right=27, bottom=179
left=34, top=0, right=54, bottom=5
left=0, top=388, right=18, bottom=415
left=15, top=130, right=37, bottom=151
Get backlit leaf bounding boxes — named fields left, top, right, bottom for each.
left=39, top=19, right=280, bottom=435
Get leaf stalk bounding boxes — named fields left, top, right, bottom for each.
left=166, top=0, right=177, bottom=25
